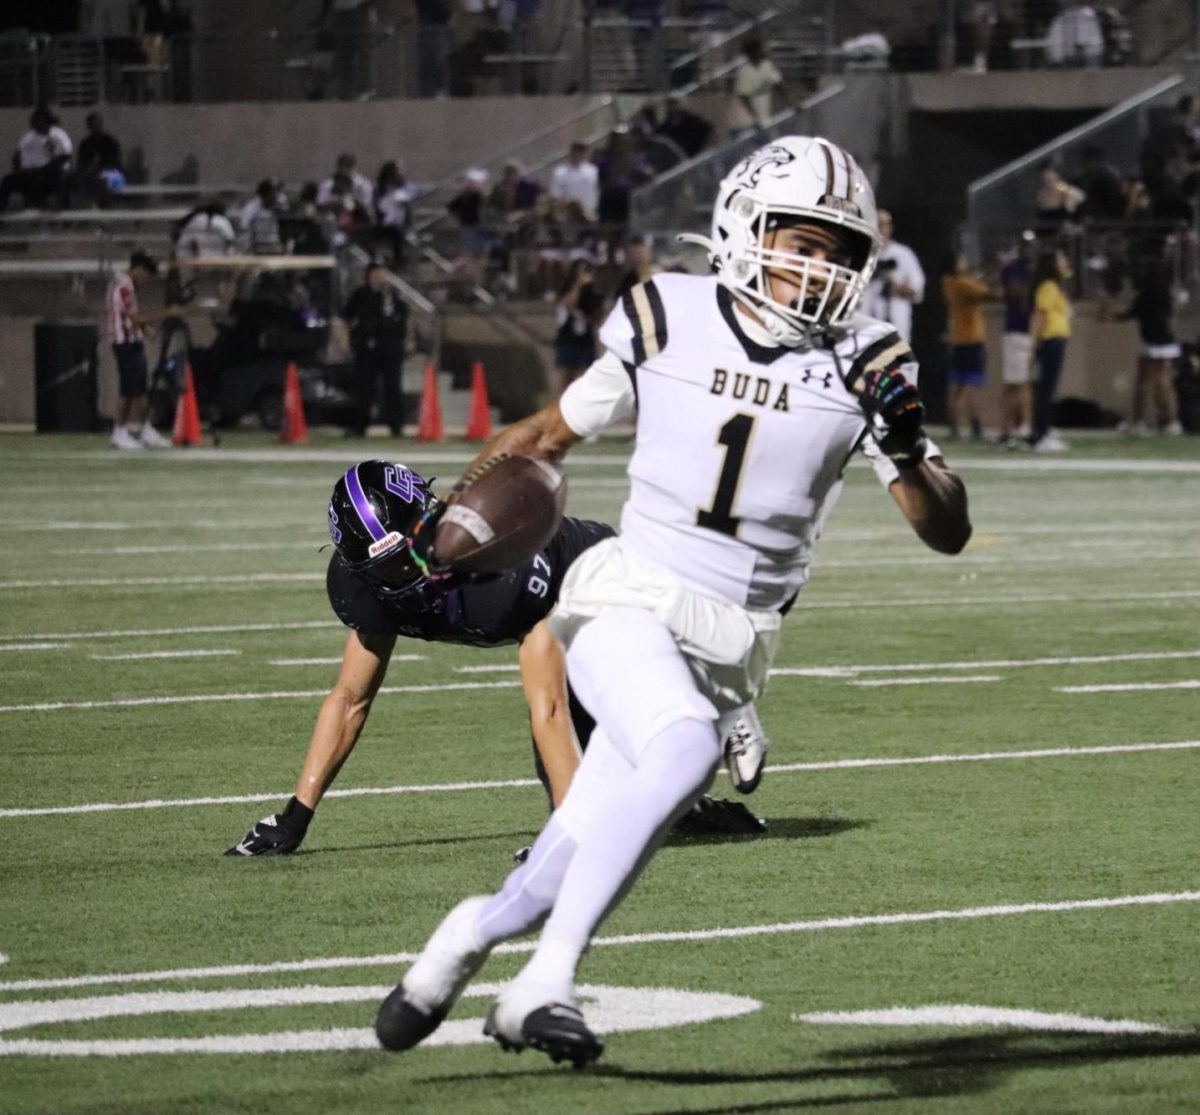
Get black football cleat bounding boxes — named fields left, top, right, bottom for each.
left=375, top=986, right=445, bottom=1052
left=671, top=794, right=767, bottom=837
left=485, top=1002, right=603, bottom=1068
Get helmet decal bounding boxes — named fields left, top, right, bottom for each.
left=383, top=464, right=426, bottom=506
left=344, top=464, right=388, bottom=543
left=731, top=145, right=796, bottom=189
left=327, top=502, right=343, bottom=545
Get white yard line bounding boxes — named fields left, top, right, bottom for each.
left=0, top=679, right=521, bottom=715
left=0, top=643, right=68, bottom=653
left=769, top=740, right=1200, bottom=774
left=89, top=650, right=241, bottom=662
left=0, top=573, right=322, bottom=590
left=847, top=675, right=1000, bottom=687
left=801, top=589, right=1200, bottom=611
left=772, top=648, right=1200, bottom=677
left=0, top=889, right=1195, bottom=994
left=2, top=740, right=1195, bottom=820
left=793, top=1005, right=1179, bottom=1035
left=1056, top=680, right=1200, bottom=694
left=453, top=664, right=522, bottom=674
left=0, top=621, right=336, bottom=642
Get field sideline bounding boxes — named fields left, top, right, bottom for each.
left=0, top=430, right=1198, bottom=1115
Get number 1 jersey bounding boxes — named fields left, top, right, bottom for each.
left=558, top=272, right=919, bottom=611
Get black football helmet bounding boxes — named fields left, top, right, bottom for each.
left=327, top=461, right=440, bottom=583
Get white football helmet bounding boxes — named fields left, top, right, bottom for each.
left=704, top=135, right=882, bottom=346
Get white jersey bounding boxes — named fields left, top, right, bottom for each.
left=559, top=272, right=920, bottom=611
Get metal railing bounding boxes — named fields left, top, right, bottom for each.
left=965, top=72, right=1189, bottom=266
left=628, top=81, right=846, bottom=240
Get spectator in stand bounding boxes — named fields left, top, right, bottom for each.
left=655, top=94, right=714, bottom=160
left=624, top=0, right=665, bottom=93
left=318, top=153, right=375, bottom=214
left=1077, top=143, right=1127, bottom=221
left=1034, top=162, right=1085, bottom=232
left=447, top=168, right=491, bottom=287
left=322, top=172, right=373, bottom=247
left=342, top=261, right=408, bottom=437
left=861, top=209, right=925, bottom=343
left=490, top=160, right=542, bottom=216
left=595, top=128, right=651, bottom=230
left=969, top=1, right=996, bottom=73
left=285, top=181, right=333, bottom=253
left=75, top=112, right=124, bottom=202
left=1171, top=95, right=1200, bottom=158
left=1028, top=247, right=1073, bottom=453
left=106, top=250, right=173, bottom=450
left=174, top=201, right=236, bottom=258
left=1117, top=257, right=1183, bottom=436
left=942, top=252, right=993, bottom=441
left=0, top=107, right=72, bottom=212
left=553, top=259, right=603, bottom=393
left=239, top=179, right=287, bottom=254
left=613, top=232, right=659, bottom=298
left=732, top=37, right=783, bottom=135
left=999, top=233, right=1036, bottom=448
left=415, top=0, right=452, bottom=98
left=1045, top=3, right=1105, bottom=67
left=373, top=160, right=414, bottom=265
left=319, top=0, right=377, bottom=99
left=550, top=142, right=599, bottom=224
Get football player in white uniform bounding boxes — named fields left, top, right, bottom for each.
left=374, top=135, right=972, bottom=1065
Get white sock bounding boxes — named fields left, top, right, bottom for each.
left=473, top=816, right=577, bottom=947
left=517, top=717, right=719, bottom=990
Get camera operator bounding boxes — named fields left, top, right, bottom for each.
left=861, top=209, right=925, bottom=343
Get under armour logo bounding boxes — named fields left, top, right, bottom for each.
left=801, top=370, right=834, bottom=389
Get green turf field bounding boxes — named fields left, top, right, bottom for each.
left=0, top=430, right=1198, bottom=1115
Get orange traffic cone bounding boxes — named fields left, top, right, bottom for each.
left=280, top=362, right=308, bottom=445
left=416, top=362, right=444, bottom=442
left=172, top=364, right=203, bottom=447
left=464, top=361, right=493, bottom=442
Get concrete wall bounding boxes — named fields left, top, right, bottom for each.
left=0, top=95, right=610, bottom=187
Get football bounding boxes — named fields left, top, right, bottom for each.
left=434, top=454, right=567, bottom=574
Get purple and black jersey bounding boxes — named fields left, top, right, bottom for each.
left=326, top=516, right=614, bottom=647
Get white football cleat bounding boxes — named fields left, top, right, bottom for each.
left=719, top=703, right=771, bottom=794
left=484, top=978, right=602, bottom=1066
left=376, top=896, right=490, bottom=1051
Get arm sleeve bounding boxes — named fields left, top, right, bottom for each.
left=861, top=432, right=944, bottom=489
left=558, top=350, right=637, bottom=437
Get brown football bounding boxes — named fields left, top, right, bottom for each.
left=434, top=454, right=567, bottom=574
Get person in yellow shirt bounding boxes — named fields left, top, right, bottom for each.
left=942, top=253, right=994, bottom=440
left=1028, top=248, right=1072, bottom=452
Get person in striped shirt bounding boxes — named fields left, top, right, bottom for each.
left=106, top=250, right=172, bottom=450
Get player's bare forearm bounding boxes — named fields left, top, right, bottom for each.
left=472, top=401, right=582, bottom=468
left=889, top=456, right=972, bottom=555
left=294, top=631, right=394, bottom=808
left=520, top=619, right=581, bottom=807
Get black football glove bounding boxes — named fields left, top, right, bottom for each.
left=859, top=367, right=928, bottom=467
left=225, top=796, right=313, bottom=857
left=671, top=795, right=767, bottom=837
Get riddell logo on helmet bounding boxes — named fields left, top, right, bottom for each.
left=368, top=531, right=405, bottom=558
left=817, top=195, right=862, bottom=217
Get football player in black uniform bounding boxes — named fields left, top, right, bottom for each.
left=227, top=460, right=766, bottom=856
